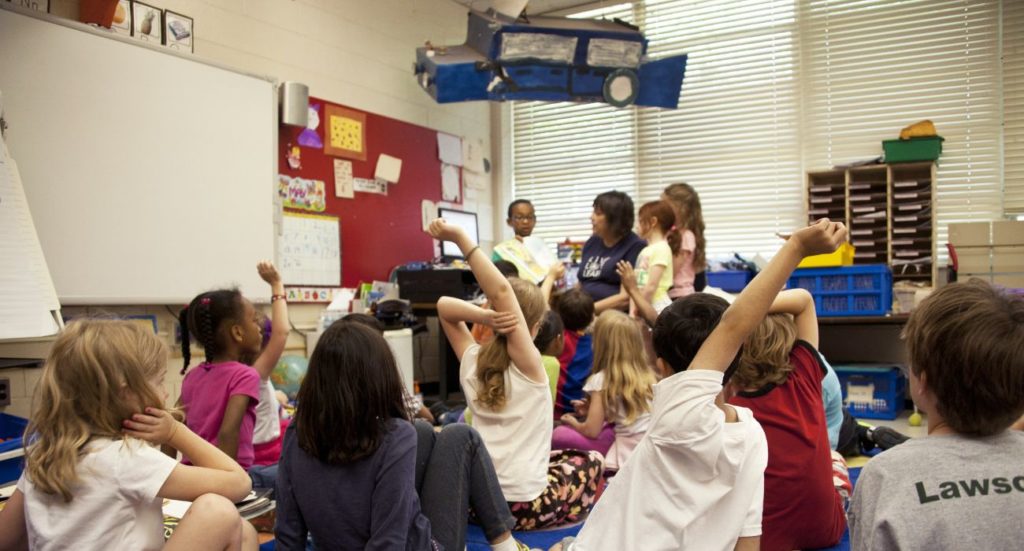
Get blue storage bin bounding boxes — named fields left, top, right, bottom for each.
left=0, top=413, right=28, bottom=485
left=834, top=364, right=906, bottom=420
left=707, top=270, right=755, bottom=292
left=787, top=265, right=892, bottom=317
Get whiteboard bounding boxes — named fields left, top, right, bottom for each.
left=0, top=138, right=61, bottom=339
left=0, top=6, right=277, bottom=304
left=279, top=213, right=341, bottom=286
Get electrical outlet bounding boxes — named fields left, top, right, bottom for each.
left=0, top=378, right=10, bottom=407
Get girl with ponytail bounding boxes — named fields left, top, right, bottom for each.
left=178, top=268, right=272, bottom=490
left=617, top=200, right=679, bottom=326
left=428, top=219, right=604, bottom=531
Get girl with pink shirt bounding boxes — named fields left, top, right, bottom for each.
left=661, top=182, right=707, bottom=298
left=178, top=274, right=275, bottom=492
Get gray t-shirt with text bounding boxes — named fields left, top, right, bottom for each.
left=850, top=430, right=1024, bottom=550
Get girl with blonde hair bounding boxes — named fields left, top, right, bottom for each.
left=430, top=219, right=603, bottom=530
left=559, top=310, right=657, bottom=470
left=0, top=319, right=256, bottom=550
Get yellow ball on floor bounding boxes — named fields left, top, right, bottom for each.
left=908, top=412, right=923, bottom=427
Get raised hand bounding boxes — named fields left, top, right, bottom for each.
left=257, top=260, right=281, bottom=285
left=790, top=219, right=848, bottom=258
left=426, top=218, right=466, bottom=243
left=616, top=260, right=638, bottom=292
left=123, top=407, right=181, bottom=446
left=548, top=262, right=566, bottom=280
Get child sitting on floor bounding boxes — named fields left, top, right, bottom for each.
left=551, top=288, right=596, bottom=418
left=557, top=218, right=847, bottom=550
left=556, top=310, right=656, bottom=471
left=0, top=320, right=255, bottom=551
left=849, top=279, right=1024, bottom=550
left=727, top=290, right=850, bottom=551
left=274, top=318, right=530, bottom=551
left=431, top=219, right=604, bottom=531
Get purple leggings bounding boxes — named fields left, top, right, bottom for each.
left=551, top=423, right=615, bottom=456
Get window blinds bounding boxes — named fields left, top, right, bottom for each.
left=1004, top=0, right=1024, bottom=215
left=511, top=0, right=1015, bottom=256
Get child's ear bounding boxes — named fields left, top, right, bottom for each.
left=229, top=323, right=244, bottom=343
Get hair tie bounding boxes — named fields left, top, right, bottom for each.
left=200, top=297, right=211, bottom=305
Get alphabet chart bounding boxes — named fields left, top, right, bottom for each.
left=279, top=212, right=341, bottom=286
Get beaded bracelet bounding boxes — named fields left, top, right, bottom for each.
left=271, top=294, right=287, bottom=302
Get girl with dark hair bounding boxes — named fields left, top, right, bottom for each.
left=178, top=282, right=270, bottom=490
left=274, top=319, right=529, bottom=551
left=578, top=191, right=646, bottom=314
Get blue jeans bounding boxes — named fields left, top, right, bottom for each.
left=248, top=463, right=278, bottom=498
left=413, top=421, right=515, bottom=550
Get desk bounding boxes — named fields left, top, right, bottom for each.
left=411, top=303, right=463, bottom=403
left=818, top=315, right=910, bottom=365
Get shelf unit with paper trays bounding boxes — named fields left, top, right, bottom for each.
left=889, top=163, right=937, bottom=285
left=805, top=162, right=937, bottom=288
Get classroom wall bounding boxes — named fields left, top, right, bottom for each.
left=0, top=0, right=500, bottom=417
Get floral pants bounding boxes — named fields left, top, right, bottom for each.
left=507, top=449, right=605, bottom=530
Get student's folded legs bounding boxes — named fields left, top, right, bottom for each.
left=164, top=493, right=257, bottom=551
left=414, top=420, right=516, bottom=550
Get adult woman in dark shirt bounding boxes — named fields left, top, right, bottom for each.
left=577, top=191, right=646, bottom=314
left=275, top=318, right=524, bottom=551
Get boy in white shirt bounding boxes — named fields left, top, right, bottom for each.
left=557, top=219, right=847, bottom=551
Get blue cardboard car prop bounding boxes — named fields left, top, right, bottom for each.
left=414, top=10, right=688, bottom=109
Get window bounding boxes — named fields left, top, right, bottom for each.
left=510, top=0, right=1017, bottom=261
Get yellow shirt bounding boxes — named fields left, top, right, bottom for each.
left=635, top=240, right=674, bottom=310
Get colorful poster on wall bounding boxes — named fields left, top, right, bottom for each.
left=324, top=104, right=367, bottom=161
left=278, top=174, right=326, bottom=212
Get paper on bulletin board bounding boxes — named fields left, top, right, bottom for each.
left=463, top=170, right=488, bottom=190
left=437, top=132, right=463, bottom=167
left=353, top=177, right=387, bottom=195
left=375, top=154, right=402, bottom=183
left=333, top=159, right=354, bottom=199
left=462, top=137, right=485, bottom=174
left=421, top=199, right=437, bottom=231
left=441, top=163, right=460, bottom=202
left=279, top=212, right=341, bottom=286
left=278, top=175, right=326, bottom=212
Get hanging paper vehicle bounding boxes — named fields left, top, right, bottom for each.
left=414, top=5, right=687, bottom=109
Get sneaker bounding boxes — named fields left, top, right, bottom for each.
left=867, top=426, right=911, bottom=451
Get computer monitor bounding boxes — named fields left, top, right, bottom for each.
left=437, top=207, right=479, bottom=258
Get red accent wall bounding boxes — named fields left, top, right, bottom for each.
left=278, top=96, right=457, bottom=287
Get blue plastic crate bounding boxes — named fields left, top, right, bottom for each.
left=787, top=265, right=892, bottom=317
left=707, top=270, right=755, bottom=292
left=0, top=413, right=28, bottom=485
left=834, top=364, right=906, bottom=420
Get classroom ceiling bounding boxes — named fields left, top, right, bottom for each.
left=449, top=0, right=599, bottom=15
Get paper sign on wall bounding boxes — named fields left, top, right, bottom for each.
left=353, top=177, right=387, bottom=195
left=463, top=170, right=488, bottom=190
left=421, top=199, right=437, bottom=231
left=437, top=132, right=463, bottom=167
left=375, top=154, right=403, bottom=183
left=462, top=137, right=485, bottom=174
left=278, top=175, right=326, bottom=212
left=333, top=159, right=354, bottom=199
left=441, top=163, right=460, bottom=202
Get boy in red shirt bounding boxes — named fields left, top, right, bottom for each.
left=728, top=289, right=850, bottom=551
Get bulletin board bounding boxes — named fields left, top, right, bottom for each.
left=278, top=96, right=458, bottom=287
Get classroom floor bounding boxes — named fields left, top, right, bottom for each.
left=259, top=411, right=927, bottom=551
